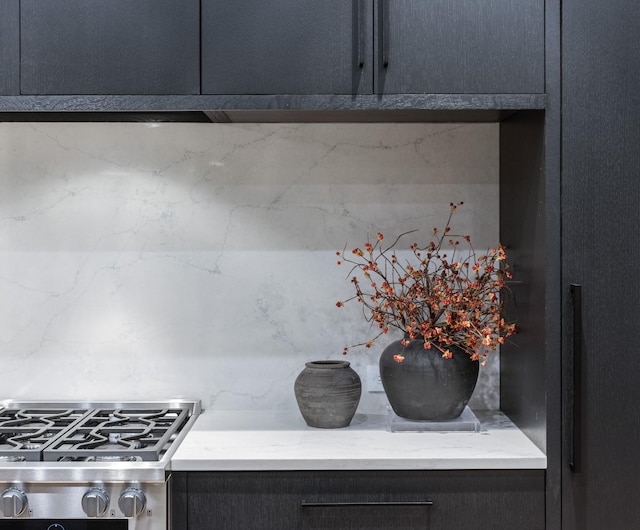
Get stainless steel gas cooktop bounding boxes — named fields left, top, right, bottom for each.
left=0, top=404, right=191, bottom=462
left=0, top=399, right=200, bottom=529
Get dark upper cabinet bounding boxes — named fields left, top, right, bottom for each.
left=201, top=0, right=544, bottom=96
left=201, top=0, right=373, bottom=95
left=0, top=0, right=19, bottom=95
left=376, top=0, right=544, bottom=94
left=11, top=0, right=545, bottom=98
left=20, top=0, right=200, bottom=95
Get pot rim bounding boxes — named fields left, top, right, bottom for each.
left=305, top=360, right=351, bottom=369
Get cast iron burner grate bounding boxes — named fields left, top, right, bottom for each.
left=0, top=408, right=89, bottom=462
left=42, top=408, right=190, bottom=461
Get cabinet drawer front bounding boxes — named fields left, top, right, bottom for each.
left=20, top=0, right=200, bottom=95
left=186, top=470, right=545, bottom=530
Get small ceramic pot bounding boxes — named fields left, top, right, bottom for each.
left=294, top=360, right=361, bottom=428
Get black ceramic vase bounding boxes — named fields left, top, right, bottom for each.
left=379, top=338, right=479, bottom=421
left=294, top=360, right=362, bottom=428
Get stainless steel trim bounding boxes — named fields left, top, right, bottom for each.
left=1, top=462, right=166, bottom=483
left=0, top=399, right=201, bottom=415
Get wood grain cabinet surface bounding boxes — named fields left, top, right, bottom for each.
left=6, top=0, right=545, bottom=102
left=377, top=0, right=544, bottom=94
left=201, top=0, right=544, bottom=96
left=177, top=470, right=545, bottom=530
left=201, top=0, right=373, bottom=96
left=561, top=0, right=640, bottom=527
left=0, top=0, right=19, bottom=95
left=20, top=0, right=200, bottom=95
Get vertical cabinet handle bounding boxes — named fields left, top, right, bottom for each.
left=357, top=0, right=365, bottom=67
left=570, top=284, right=583, bottom=473
left=379, top=0, right=390, bottom=67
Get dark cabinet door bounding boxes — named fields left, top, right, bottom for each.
left=201, top=0, right=543, bottom=97
left=186, top=470, right=544, bottom=530
left=375, top=0, right=544, bottom=94
left=201, top=0, right=373, bottom=95
left=0, top=0, right=19, bottom=95
left=562, top=0, right=640, bottom=528
left=20, top=0, right=199, bottom=95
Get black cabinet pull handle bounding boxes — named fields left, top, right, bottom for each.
left=570, top=283, right=583, bottom=473
left=380, top=0, right=389, bottom=67
left=301, top=501, right=433, bottom=507
left=357, top=0, right=365, bottom=68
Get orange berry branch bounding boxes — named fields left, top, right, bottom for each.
left=336, top=202, right=516, bottom=363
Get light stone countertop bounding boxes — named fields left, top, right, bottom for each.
left=170, top=409, right=547, bottom=471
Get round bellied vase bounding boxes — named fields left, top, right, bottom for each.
left=379, top=338, right=479, bottom=421
left=294, top=360, right=362, bottom=428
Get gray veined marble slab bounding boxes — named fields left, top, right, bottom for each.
left=0, top=122, right=500, bottom=415
left=170, top=409, right=546, bottom=471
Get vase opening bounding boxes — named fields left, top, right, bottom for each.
left=305, top=360, right=350, bottom=369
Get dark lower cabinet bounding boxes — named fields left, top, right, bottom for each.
left=562, top=0, right=640, bottom=528
left=177, top=470, right=544, bottom=530
left=0, top=0, right=19, bottom=95
left=20, top=0, right=200, bottom=95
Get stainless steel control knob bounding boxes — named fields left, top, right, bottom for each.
left=1, top=487, right=28, bottom=517
left=81, top=487, right=110, bottom=517
left=118, top=487, right=147, bottom=518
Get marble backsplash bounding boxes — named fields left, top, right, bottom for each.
left=0, top=122, right=499, bottom=413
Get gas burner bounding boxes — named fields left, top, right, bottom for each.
left=0, top=455, right=26, bottom=462
left=57, top=454, right=143, bottom=462
left=86, top=454, right=141, bottom=462
left=107, top=431, right=144, bottom=448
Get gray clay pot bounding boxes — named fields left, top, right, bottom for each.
left=294, top=360, right=362, bottom=428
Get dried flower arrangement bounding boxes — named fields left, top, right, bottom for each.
left=336, top=202, right=516, bottom=363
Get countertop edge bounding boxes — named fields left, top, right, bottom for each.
left=170, top=457, right=548, bottom=472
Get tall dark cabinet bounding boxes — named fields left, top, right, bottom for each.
left=562, top=0, right=640, bottom=528
left=0, top=0, right=19, bottom=95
